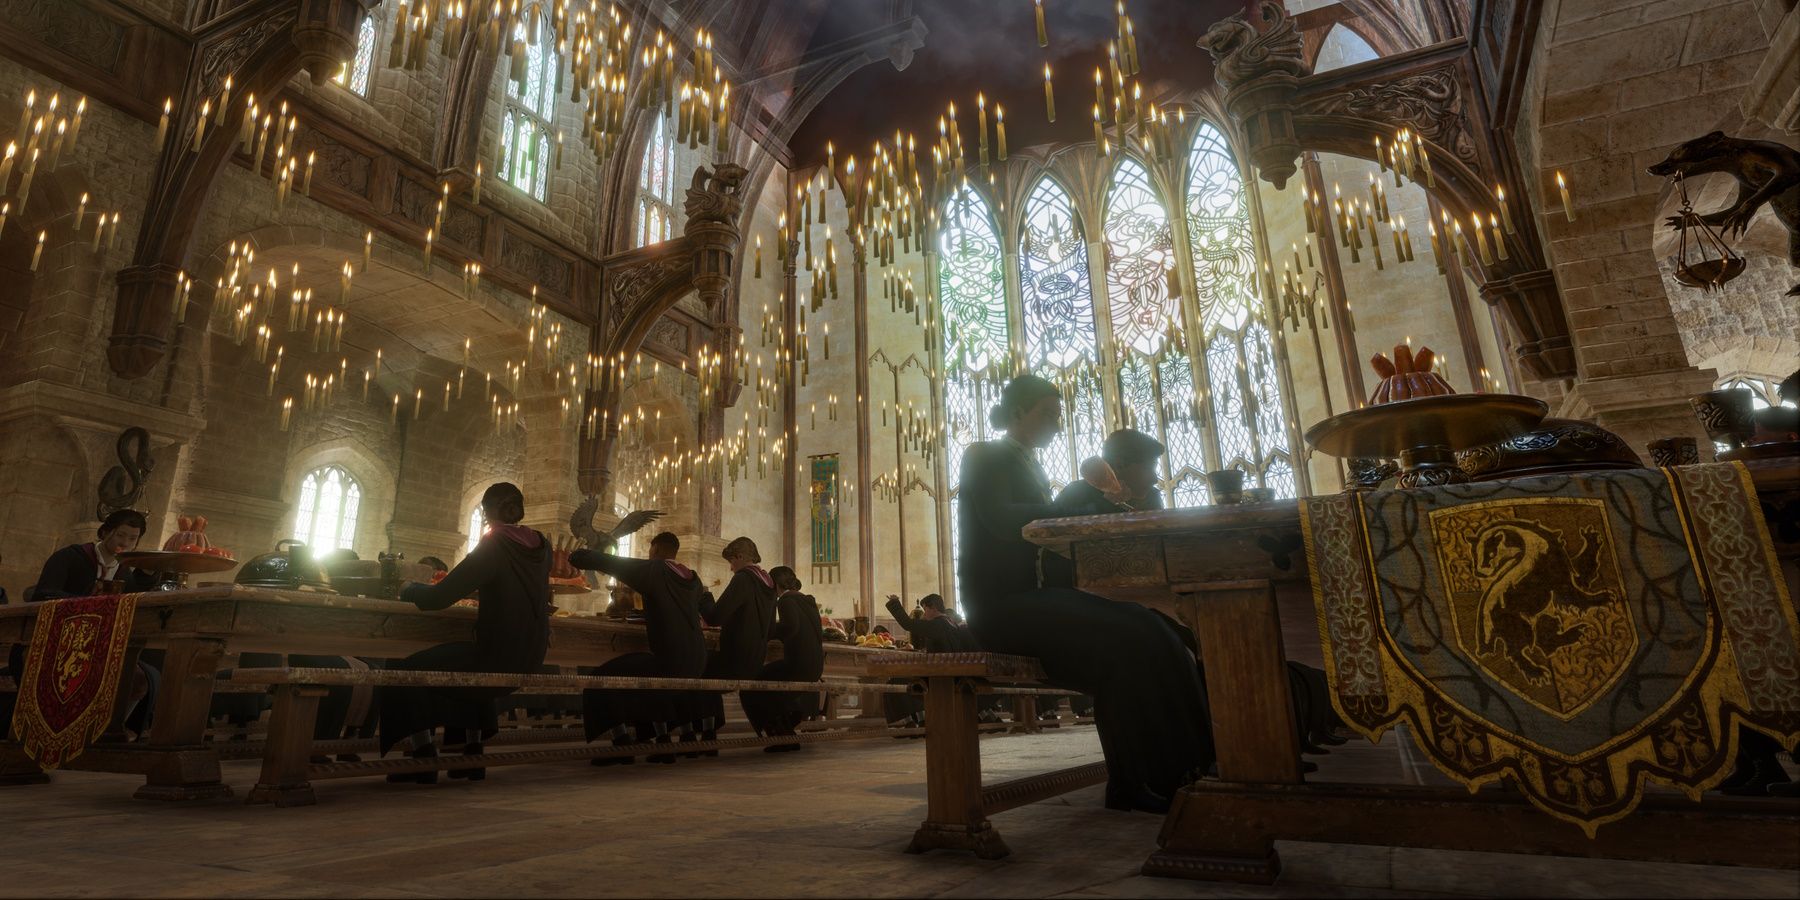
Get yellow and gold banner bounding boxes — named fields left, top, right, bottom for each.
left=1301, top=462, right=1799, bottom=835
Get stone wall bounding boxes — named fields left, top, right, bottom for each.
left=1523, top=0, right=1777, bottom=452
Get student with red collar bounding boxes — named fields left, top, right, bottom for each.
left=29, top=509, right=159, bottom=600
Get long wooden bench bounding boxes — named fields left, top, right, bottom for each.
left=225, top=664, right=1082, bottom=808
left=858, top=651, right=1110, bottom=860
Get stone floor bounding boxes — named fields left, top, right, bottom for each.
left=2, top=727, right=1795, bottom=899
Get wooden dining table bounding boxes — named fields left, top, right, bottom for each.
left=1022, top=457, right=1800, bottom=882
left=0, top=584, right=885, bottom=799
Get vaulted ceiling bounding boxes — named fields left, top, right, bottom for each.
left=788, top=0, right=1245, bottom=167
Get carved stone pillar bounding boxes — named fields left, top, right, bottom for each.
left=580, top=164, right=745, bottom=501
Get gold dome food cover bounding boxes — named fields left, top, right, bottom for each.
left=1298, top=462, right=1799, bottom=835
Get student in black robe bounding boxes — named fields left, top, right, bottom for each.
left=884, top=593, right=975, bottom=653
left=5, top=510, right=162, bottom=738
left=1042, top=429, right=1169, bottom=719
left=29, top=509, right=160, bottom=600
left=562, top=529, right=706, bottom=763
left=739, top=567, right=824, bottom=752
left=957, top=375, right=1215, bottom=814
left=694, top=536, right=777, bottom=747
left=379, top=483, right=550, bottom=783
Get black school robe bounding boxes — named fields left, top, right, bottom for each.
left=377, top=528, right=551, bottom=754
left=880, top=597, right=984, bottom=723
left=1040, top=482, right=1166, bottom=716
left=696, top=566, right=777, bottom=728
left=4, top=544, right=162, bottom=736
left=30, top=543, right=158, bottom=600
left=569, top=550, right=707, bottom=740
left=740, top=591, right=825, bottom=736
left=955, top=438, right=1216, bottom=800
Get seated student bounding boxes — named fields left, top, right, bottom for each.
left=739, top=567, right=824, bottom=752
left=881, top=593, right=1005, bottom=726
left=693, top=537, right=777, bottom=749
left=958, top=374, right=1215, bottom=814
left=31, top=509, right=160, bottom=600
left=379, top=482, right=551, bottom=784
left=1040, top=429, right=1168, bottom=720
left=9, top=509, right=162, bottom=738
left=559, top=528, right=705, bottom=765
left=884, top=593, right=974, bottom=653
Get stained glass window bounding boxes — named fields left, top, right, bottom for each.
left=1187, top=123, right=1258, bottom=333
left=1103, top=158, right=1179, bottom=355
left=1020, top=177, right=1095, bottom=370
left=934, top=119, right=1301, bottom=602
left=940, top=181, right=1007, bottom=596
left=638, top=115, right=677, bottom=246
left=333, top=15, right=377, bottom=97
left=295, top=466, right=360, bottom=552
left=500, top=14, right=559, bottom=202
left=1102, top=156, right=1211, bottom=505
left=1187, top=124, right=1293, bottom=496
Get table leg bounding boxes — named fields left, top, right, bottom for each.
left=248, top=684, right=326, bottom=807
left=907, top=676, right=1008, bottom=860
left=101, top=643, right=145, bottom=740
left=1181, top=579, right=1302, bottom=785
left=136, top=637, right=231, bottom=801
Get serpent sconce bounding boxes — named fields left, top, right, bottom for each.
left=96, top=427, right=155, bottom=520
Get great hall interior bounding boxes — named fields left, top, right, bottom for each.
left=0, top=0, right=1797, bottom=897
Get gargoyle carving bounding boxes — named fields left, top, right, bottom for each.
left=1649, top=132, right=1800, bottom=296
left=1197, top=0, right=1307, bottom=89
left=684, top=163, right=748, bottom=228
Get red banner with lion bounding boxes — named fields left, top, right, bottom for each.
left=9, top=594, right=139, bottom=768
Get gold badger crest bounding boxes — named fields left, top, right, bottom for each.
left=1432, top=499, right=1637, bottom=719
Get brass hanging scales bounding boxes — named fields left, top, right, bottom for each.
left=1669, top=172, right=1745, bottom=292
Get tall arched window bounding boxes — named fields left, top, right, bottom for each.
left=499, top=14, right=559, bottom=201
left=295, top=465, right=361, bottom=552
left=1102, top=156, right=1210, bottom=503
left=1019, top=175, right=1103, bottom=490
left=466, top=505, right=486, bottom=554
left=333, top=15, right=377, bottom=97
left=1187, top=123, right=1294, bottom=497
left=638, top=115, right=677, bottom=246
left=935, top=121, right=1296, bottom=518
left=938, top=180, right=1008, bottom=593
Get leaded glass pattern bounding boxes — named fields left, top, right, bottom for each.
left=500, top=15, right=559, bottom=201
left=1103, top=157, right=1178, bottom=355
left=1246, top=321, right=1288, bottom=455
left=1020, top=177, right=1095, bottom=370
left=939, top=183, right=1009, bottom=372
left=1186, top=122, right=1258, bottom=334
left=1172, top=472, right=1210, bottom=508
left=295, top=466, right=360, bottom=552
left=638, top=115, right=677, bottom=246
left=334, top=15, right=377, bottom=97
left=1041, top=365, right=1105, bottom=492
left=1207, top=329, right=1254, bottom=471
left=1116, top=354, right=1156, bottom=435
left=1157, top=351, right=1206, bottom=497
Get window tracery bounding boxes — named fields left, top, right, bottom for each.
left=295, top=465, right=361, bottom=552
left=499, top=14, right=559, bottom=202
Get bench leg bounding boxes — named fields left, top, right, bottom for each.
left=248, top=684, right=327, bottom=807
left=908, top=676, right=1008, bottom=860
left=1007, top=695, right=1039, bottom=734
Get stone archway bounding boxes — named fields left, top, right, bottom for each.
left=1521, top=0, right=1779, bottom=452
